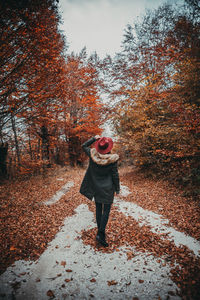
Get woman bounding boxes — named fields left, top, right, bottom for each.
left=80, top=135, right=120, bottom=247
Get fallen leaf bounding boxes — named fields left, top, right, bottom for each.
left=46, top=290, right=55, bottom=297
left=10, top=246, right=17, bottom=251
left=138, top=279, right=144, bottom=283
left=127, top=251, right=135, bottom=260
left=19, top=272, right=26, bottom=276
left=107, top=280, right=118, bottom=286
left=61, top=261, right=66, bottom=267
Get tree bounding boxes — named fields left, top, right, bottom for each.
left=0, top=0, right=67, bottom=174
left=110, top=1, right=200, bottom=192
left=62, top=51, right=104, bottom=166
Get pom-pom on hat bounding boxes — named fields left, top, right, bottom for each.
left=95, top=137, right=113, bottom=154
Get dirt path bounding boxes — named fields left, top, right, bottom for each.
left=0, top=167, right=200, bottom=299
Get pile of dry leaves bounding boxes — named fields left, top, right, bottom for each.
left=0, top=165, right=200, bottom=299
left=0, top=166, right=88, bottom=274
left=82, top=167, right=200, bottom=299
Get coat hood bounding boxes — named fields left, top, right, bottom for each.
left=91, top=148, right=119, bottom=166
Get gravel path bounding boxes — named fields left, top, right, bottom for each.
left=0, top=181, right=199, bottom=300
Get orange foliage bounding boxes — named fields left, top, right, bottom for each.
left=110, top=3, right=200, bottom=194
left=0, top=2, right=104, bottom=174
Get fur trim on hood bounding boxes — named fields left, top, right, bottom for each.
left=91, top=148, right=119, bottom=166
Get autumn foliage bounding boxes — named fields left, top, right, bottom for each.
left=0, top=0, right=104, bottom=177
left=1, top=0, right=199, bottom=197
left=109, top=1, right=200, bottom=196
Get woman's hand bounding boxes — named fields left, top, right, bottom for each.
left=95, top=135, right=101, bottom=140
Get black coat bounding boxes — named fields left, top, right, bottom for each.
left=80, top=137, right=120, bottom=204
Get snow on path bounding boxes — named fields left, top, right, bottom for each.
left=44, top=180, right=74, bottom=206
left=0, top=204, right=180, bottom=300
left=1, top=182, right=200, bottom=299
left=116, top=185, right=200, bottom=257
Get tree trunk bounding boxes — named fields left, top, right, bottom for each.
left=28, top=129, right=33, bottom=160
left=68, top=136, right=81, bottom=166
left=37, top=138, right=41, bottom=159
left=0, top=142, right=8, bottom=177
left=11, top=113, right=21, bottom=164
left=41, top=125, right=50, bottom=161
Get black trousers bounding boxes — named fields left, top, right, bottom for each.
left=95, top=202, right=111, bottom=236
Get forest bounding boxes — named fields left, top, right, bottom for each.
left=0, top=0, right=199, bottom=198
left=0, top=0, right=200, bottom=299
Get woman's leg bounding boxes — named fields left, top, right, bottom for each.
left=95, top=202, right=102, bottom=230
left=99, top=203, right=111, bottom=237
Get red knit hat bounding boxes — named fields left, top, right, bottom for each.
left=95, top=137, right=113, bottom=154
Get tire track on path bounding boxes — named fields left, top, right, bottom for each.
left=115, top=185, right=200, bottom=257
left=1, top=179, right=199, bottom=299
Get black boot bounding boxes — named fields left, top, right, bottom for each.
left=96, top=231, right=108, bottom=247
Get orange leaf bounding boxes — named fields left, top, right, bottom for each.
left=10, top=246, right=17, bottom=251
left=138, top=279, right=144, bottom=283
left=46, top=290, right=55, bottom=297
left=61, top=261, right=66, bottom=267
left=107, top=280, right=118, bottom=286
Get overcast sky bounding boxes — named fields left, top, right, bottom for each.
left=58, top=0, right=182, bottom=58
left=58, top=0, right=183, bottom=136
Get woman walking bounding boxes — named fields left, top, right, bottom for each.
left=80, top=135, right=120, bottom=247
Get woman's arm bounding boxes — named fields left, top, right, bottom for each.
left=111, top=162, right=120, bottom=194
left=82, top=136, right=100, bottom=157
